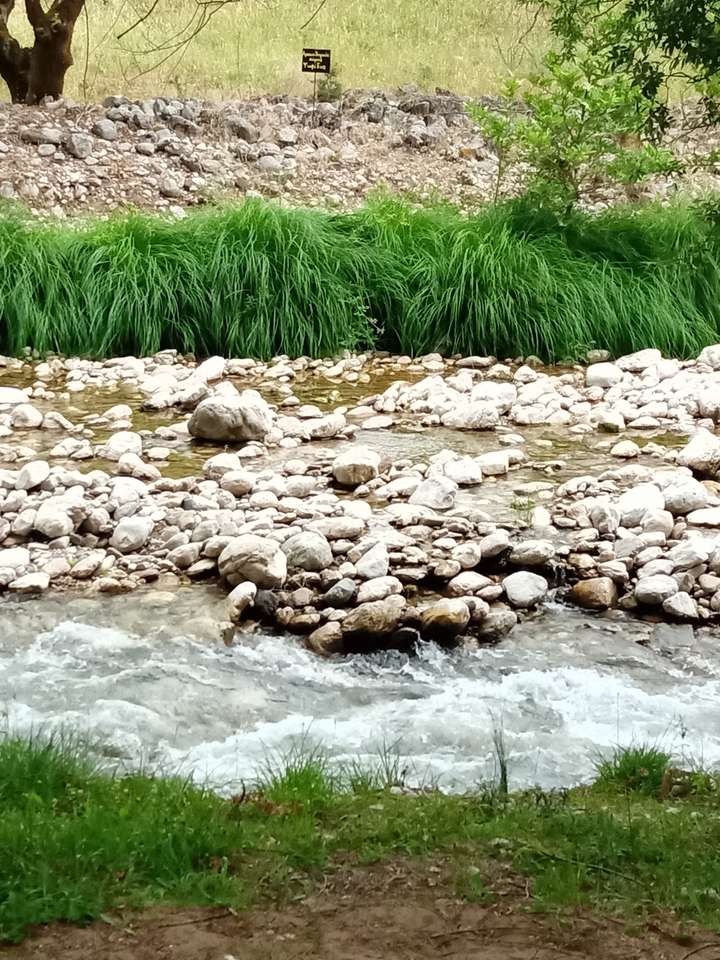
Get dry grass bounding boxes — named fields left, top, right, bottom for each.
left=6, top=0, right=547, bottom=102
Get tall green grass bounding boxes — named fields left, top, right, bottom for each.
left=1, top=196, right=720, bottom=361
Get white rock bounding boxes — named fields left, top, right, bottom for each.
left=409, top=476, right=457, bottom=511
left=226, top=581, right=257, bottom=622
left=203, top=452, right=243, bottom=480
left=194, top=355, right=226, bottom=382
left=441, top=457, right=483, bottom=486
left=663, top=476, right=710, bottom=515
left=611, top=440, right=640, bottom=459
left=441, top=401, right=499, bottom=430
left=595, top=408, right=625, bottom=433
left=10, top=403, right=43, bottom=428
left=220, top=470, right=256, bottom=497
left=34, top=499, right=75, bottom=538
left=586, top=363, right=623, bottom=388
left=687, top=507, right=720, bottom=527
left=282, top=532, right=332, bottom=571
left=15, top=460, right=50, bottom=491
left=332, top=447, right=380, bottom=486
left=356, top=543, right=389, bottom=580
left=634, top=574, right=678, bottom=605
left=188, top=390, right=274, bottom=442
left=104, top=431, right=143, bottom=462
left=9, top=572, right=49, bottom=593
left=616, top=348, right=662, bottom=372
left=698, top=344, right=720, bottom=370
left=0, top=387, right=29, bottom=406
left=503, top=571, right=548, bottom=608
left=476, top=451, right=509, bottom=476
left=0, top=547, right=30, bottom=570
left=662, top=591, right=698, bottom=619
left=218, top=534, right=287, bottom=587
left=617, top=484, right=665, bottom=526
left=677, top=428, right=720, bottom=477
left=509, top=539, right=554, bottom=566
left=109, top=516, right=154, bottom=553
left=357, top=575, right=403, bottom=603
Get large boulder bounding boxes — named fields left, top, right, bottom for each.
left=332, top=447, right=380, bottom=486
left=218, top=534, right=287, bottom=588
left=677, top=429, right=720, bottom=478
left=188, top=389, right=274, bottom=443
left=282, top=532, right=332, bottom=572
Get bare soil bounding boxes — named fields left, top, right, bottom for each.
left=4, top=860, right=718, bottom=960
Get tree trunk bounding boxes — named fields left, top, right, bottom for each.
left=0, top=0, right=85, bottom=105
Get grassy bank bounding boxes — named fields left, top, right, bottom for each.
left=2, top=197, right=720, bottom=362
left=2, top=735, right=720, bottom=942
left=7, top=0, right=545, bottom=102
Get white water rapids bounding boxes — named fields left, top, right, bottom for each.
left=3, top=586, right=720, bottom=792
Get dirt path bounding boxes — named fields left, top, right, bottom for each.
left=5, top=861, right=718, bottom=960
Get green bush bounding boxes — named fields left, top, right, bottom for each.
left=593, top=744, right=671, bottom=796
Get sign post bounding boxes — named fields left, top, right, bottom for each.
left=302, top=47, right=331, bottom=126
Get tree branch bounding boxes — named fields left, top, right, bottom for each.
left=24, top=0, right=47, bottom=29
left=116, top=0, right=161, bottom=41
left=0, top=0, right=16, bottom=30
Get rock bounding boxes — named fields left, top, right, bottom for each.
left=256, top=154, right=282, bottom=173
left=476, top=604, right=518, bottom=640
left=203, top=452, right=242, bottom=479
left=10, top=404, right=43, bottom=428
left=321, top=578, right=357, bottom=607
left=0, top=387, right=29, bottom=406
left=586, top=363, right=623, bottom=388
left=663, top=477, right=710, bottom=515
left=307, top=516, right=365, bottom=540
left=188, top=390, right=274, bottom=442
left=228, top=116, right=259, bottom=142
left=476, top=451, right=509, bottom=476
left=341, top=595, right=406, bottom=640
left=409, top=476, right=457, bottom=511
left=65, top=132, right=93, bottom=159
left=15, top=460, right=50, bottom=491
left=617, top=484, right=665, bottom=526
left=356, top=543, right=389, bottom=580
left=220, top=470, right=255, bottom=497
left=596, top=409, right=625, bottom=433
left=570, top=577, right=618, bottom=610
left=666, top=541, right=708, bottom=570
left=277, top=125, right=298, bottom=146
left=687, top=507, right=720, bottom=527
left=447, top=570, right=492, bottom=595
left=282, top=531, right=332, bottom=572
left=677, top=429, right=720, bottom=478
left=616, top=348, right=662, bottom=372
left=509, top=539, right=554, bottom=566
left=109, top=516, right=154, bottom=553
left=218, top=534, right=287, bottom=588
left=478, top=529, right=511, bottom=558
left=0, top=547, right=29, bottom=570
left=104, top=431, right=143, bottom=461
left=306, top=621, right=344, bottom=656
left=93, top=118, right=118, bottom=141
left=503, top=571, right=548, bottom=608
left=34, top=499, right=75, bottom=538
left=441, top=457, right=483, bottom=486
left=441, top=401, right=499, bottom=430
left=357, top=575, right=403, bottom=603
left=611, top=440, right=640, bottom=459
left=332, top=447, right=380, bottom=486
left=226, top=581, right=257, bottom=622
left=698, top=344, right=720, bottom=370
left=9, top=572, right=49, bottom=594
left=421, top=598, right=470, bottom=642
left=451, top=542, right=483, bottom=569
left=70, top=552, right=105, bottom=580
left=662, top=591, right=699, bottom=619
left=634, top=574, right=679, bottom=605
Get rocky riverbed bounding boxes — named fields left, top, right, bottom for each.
left=2, top=345, right=720, bottom=658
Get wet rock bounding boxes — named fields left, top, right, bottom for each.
left=189, top=390, right=274, bottom=443
left=341, top=594, right=406, bottom=640
left=662, top=591, right=699, bottom=619
left=226, top=581, right=257, bottom=621
left=332, top=447, right=380, bottom=486
left=109, top=516, right=154, bottom=553
left=570, top=577, right=618, bottom=610
left=409, top=476, right=457, bottom=511
left=634, top=574, right=679, bottom=605
left=595, top=409, right=625, bottom=433
left=476, top=603, right=518, bottom=640
left=282, top=531, right=333, bottom=572
left=503, top=571, right=548, bottom=608
left=218, top=533, right=287, bottom=588
left=421, top=598, right=470, bottom=642
left=306, top=621, right=344, bottom=656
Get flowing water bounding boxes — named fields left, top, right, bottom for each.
left=3, top=588, right=720, bottom=792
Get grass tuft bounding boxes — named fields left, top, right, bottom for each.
left=1, top=196, right=720, bottom=362
left=593, top=744, right=672, bottom=796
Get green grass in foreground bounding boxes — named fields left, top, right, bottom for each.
left=2, top=196, right=720, bottom=362
left=2, top=736, right=720, bottom=942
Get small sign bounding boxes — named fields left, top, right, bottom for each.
left=302, top=48, right=331, bottom=74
